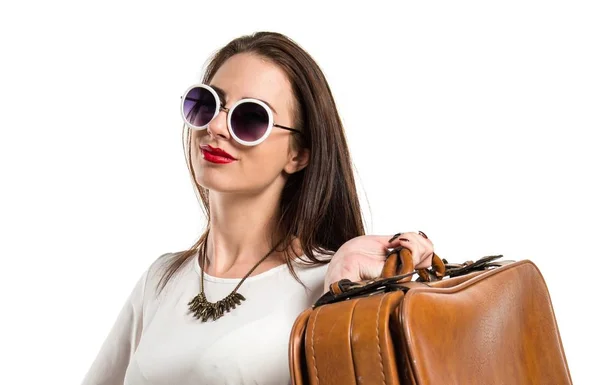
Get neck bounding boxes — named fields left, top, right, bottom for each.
left=202, top=186, right=296, bottom=278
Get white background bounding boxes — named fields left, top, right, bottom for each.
left=1, top=1, right=598, bottom=383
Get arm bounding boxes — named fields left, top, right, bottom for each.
left=81, top=268, right=148, bottom=385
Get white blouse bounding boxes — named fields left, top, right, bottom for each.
left=81, top=250, right=329, bottom=385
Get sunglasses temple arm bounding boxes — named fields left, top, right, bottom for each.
left=274, top=124, right=304, bottom=136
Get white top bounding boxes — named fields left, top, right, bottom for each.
left=81, top=250, right=329, bottom=385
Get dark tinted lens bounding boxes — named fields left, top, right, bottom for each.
left=230, top=102, right=269, bottom=142
left=183, top=87, right=217, bottom=127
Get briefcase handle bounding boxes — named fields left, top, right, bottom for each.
left=382, top=247, right=509, bottom=282
left=323, top=247, right=445, bottom=304
left=381, top=247, right=446, bottom=283
left=319, top=249, right=508, bottom=307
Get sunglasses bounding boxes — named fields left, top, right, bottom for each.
left=181, top=84, right=304, bottom=146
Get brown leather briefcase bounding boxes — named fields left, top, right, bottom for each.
left=289, top=248, right=572, bottom=385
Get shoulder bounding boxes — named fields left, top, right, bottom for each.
left=294, top=248, right=333, bottom=264
left=288, top=250, right=331, bottom=285
left=145, top=251, right=179, bottom=280
left=142, top=250, right=196, bottom=300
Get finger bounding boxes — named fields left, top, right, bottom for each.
left=388, top=232, right=404, bottom=243
left=368, top=234, right=403, bottom=246
left=415, top=251, right=434, bottom=270
left=385, top=232, right=411, bottom=248
left=396, top=237, right=423, bottom=268
left=387, top=231, right=427, bottom=243
left=386, top=231, right=421, bottom=248
left=383, top=232, right=435, bottom=270
left=391, top=232, right=433, bottom=268
left=358, top=258, right=386, bottom=281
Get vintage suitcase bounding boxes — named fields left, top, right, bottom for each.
left=289, top=248, right=572, bottom=384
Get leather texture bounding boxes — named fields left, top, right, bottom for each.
left=289, top=259, right=572, bottom=385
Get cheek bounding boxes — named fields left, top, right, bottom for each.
left=189, top=139, right=289, bottom=192
left=242, top=143, right=289, bottom=177
left=236, top=138, right=293, bottom=190
left=190, top=130, right=206, bottom=148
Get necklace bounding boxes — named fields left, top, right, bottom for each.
left=187, top=240, right=283, bottom=322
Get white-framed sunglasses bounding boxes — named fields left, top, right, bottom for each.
left=180, top=84, right=304, bottom=146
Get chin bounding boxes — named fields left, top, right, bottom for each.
left=195, top=173, right=227, bottom=191
left=194, top=171, right=244, bottom=194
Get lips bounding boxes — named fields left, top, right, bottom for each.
left=200, top=145, right=237, bottom=164
left=200, top=145, right=235, bottom=159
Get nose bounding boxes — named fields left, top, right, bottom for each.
left=206, top=105, right=230, bottom=140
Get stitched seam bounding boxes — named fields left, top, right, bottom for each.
left=348, top=300, right=360, bottom=385
left=375, top=295, right=387, bottom=385
left=311, top=306, right=322, bottom=385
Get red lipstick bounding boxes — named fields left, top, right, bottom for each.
left=200, top=145, right=236, bottom=164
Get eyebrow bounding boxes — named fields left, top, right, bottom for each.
left=210, top=84, right=278, bottom=115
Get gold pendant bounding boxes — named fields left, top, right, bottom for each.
left=187, top=292, right=246, bottom=322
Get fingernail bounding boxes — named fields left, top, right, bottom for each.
left=398, top=238, right=410, bottom=242
left=418, top=231, right=428, bottom=239
left=388, top=232, right=403, bottom=242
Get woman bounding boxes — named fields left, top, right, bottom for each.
left=81, top=31, right=434, bottom=385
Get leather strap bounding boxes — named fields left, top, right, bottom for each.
left=382, top=247, right=446, bottom=282
left=304, top=292, right=405, bottom=385
left=317, top=253, right=508, bottom=307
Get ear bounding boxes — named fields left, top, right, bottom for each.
left=284, top=147, right=310, bottom=175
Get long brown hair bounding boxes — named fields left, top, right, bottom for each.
left=155, top=31, right=365, bottom=294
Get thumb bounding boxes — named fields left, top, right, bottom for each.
left=358, top=258, right=386, bottom=281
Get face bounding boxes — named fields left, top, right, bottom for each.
left=190, top=53, right=308, bottom=195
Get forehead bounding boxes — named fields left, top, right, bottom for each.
left=209, top=53, right=293, bottom=115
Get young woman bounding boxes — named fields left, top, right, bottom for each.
left=81, top=31, right=434, bottom=385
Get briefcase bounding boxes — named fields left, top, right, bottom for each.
left=289, top=248, right=572, bottom=384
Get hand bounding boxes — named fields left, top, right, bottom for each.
left=323, top=231, right=434, bottom=293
